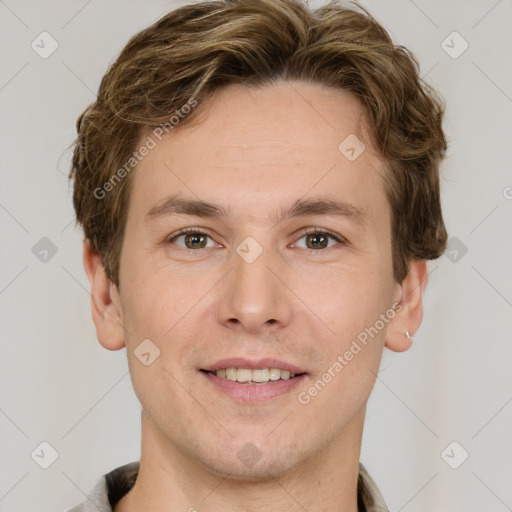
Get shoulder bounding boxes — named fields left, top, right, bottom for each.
left=63, top=476, right=109, bottom=512
left=63, top=462, right=140, bottom=512
left=358, top=462, right=390, bottom=512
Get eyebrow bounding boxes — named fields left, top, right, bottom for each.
left=144, top=194, right=367, bottom=226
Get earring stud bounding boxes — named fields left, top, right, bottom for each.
left=405, top=330, right=411, bottom=338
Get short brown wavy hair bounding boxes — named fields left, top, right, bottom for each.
left=69, top=0, right=448, bottom=289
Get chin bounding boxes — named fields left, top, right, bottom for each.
left=206, top=456, right=298, bottom=482
left=198, top=439, right=308, bottom=482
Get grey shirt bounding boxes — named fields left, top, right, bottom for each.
left=66, top=461, right=390, bottom=512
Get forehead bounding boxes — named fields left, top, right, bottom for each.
left=129, top=81, right=388, bottom=228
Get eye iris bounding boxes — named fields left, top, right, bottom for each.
left=178, top=231, right=334, bottom=250
left=306, top=233, right=328, bottom=249
left=185, top=233, right=207, bottom=249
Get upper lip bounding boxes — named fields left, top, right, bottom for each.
left=202, top=357, right=307, bottom=374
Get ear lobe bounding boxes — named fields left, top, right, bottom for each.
left=82, top=239, right=126, bottom=351
left=385, top=260, right=428, bottom=353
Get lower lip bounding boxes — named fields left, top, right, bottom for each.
left=201, top=371, right=307, bottom=403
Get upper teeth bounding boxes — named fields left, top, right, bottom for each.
left=215, top=368, right=296, bottom=383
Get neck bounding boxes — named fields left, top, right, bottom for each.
left=115, top=410, right=365, bottom=512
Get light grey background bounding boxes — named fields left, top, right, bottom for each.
left=1, top=1, right=511, bottom=511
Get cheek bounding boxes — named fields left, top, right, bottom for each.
left=291, top=262, right=392, bottom=400
left=119, top=237, right=187, bottom=333
left=294, top=257, right=387, bottom=330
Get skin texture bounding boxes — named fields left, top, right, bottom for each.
left=83, top=80, right=427, bottom=512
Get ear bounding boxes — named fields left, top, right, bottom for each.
left=385, top=259, right=428, bottom=353
left=82, top=239, right=126, bottom=351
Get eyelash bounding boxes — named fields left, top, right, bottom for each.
left=166, top=227, right=347, bottom=251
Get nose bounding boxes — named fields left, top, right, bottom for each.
left=216, top=243, right=293, bottom=334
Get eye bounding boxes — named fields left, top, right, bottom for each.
left=292, top=228, right=346, bottom=250
left=166, top=228, right=347, bottom=251
left=166, top=229, right=218, bottom=250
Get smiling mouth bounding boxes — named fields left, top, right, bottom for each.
left=200, top=368, right=306, bottom=384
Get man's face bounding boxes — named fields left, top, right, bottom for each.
left=115, top=81, right=401, bottom=478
